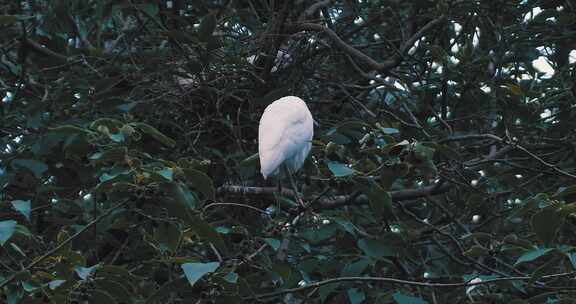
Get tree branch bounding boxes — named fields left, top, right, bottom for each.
left=0, top=199, right=129, bottom=289
left=288, top=15, right=446, bottom=72
left=249, top=272, right=576, bottom=300
left=218, top=182, right=451, bottom=209
left=440, top=133, right=576, bottom=180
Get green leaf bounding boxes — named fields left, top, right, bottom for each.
left=392, top=291, right=429, bottom=304
left=264, top=238, right=281, bottom=251
left=161, top=181, right=196, bottom=213
left=96, top=265, right=139, bottom=293
left=224, top=272, right=238, bottom=284
left=156, top=222, right=181, bottom=253
left=348, top=288, right=366, bottom=304
left=382, top=128, right=399, bottom=134
left=94, top=279, right=132, bottom=304
left=333, top=217, right=357, bottom=236
left=156, top=168, right=174, bottom=181
left=109, top=132, right=125, bottom=142
left=48, top=280, right=66, bottom=290
left=341, top=258, right=370, bottom=276
left=327, top=161, right=354, bottom=177
left=181, top=262, right=220, bottom=286
left=88, top=289, right=118, bottom=304
left=11, top=200, right=31, bottom=221
left=141, top=3, right=159, bottom=17
left=528, top=256, right=557, bottom=287
left=531, top=207, right=563, bottom=245
left=183, top=168, right=215, bottom=200
left=557, top=203, right=576, bottom=217
left=379, top=163, right=408, bottom=190
left=356, top=180, right=393, bottom=220
left=75, top=265, right=99, bottom=280
left=130, top=123, right=176, bottom=147
left=413, top=142, right=435, bottom=160
left=567, top=252, right=576, bottom=273
left=198, top=14, right=217, bottom=42
left=514, top=248, right=554, bottom=266
left=90, top=118, right=125, bottom=131
left=188, top=214, right=228, bottom=254
left=319, top=283, right=339, bottom=302
left=552, top=185, right=576, bottom=199
left=357, top=238, right=394, bottom=258
left=0, top=220, right=17, bottom=246
left=271, top=263, right=292, bottom=282
left=11, top=159, right=48, bottom=178
left=463, top=245, right=489, bottom=258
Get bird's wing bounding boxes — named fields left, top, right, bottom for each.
left=258, top=97, right=313, bottom=178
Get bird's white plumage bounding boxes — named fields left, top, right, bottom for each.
left=258, top=96, right=313, bottom=179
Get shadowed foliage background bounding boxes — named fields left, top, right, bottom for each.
left=1, top=0, right=576, bottom=303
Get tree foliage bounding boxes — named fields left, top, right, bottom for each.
left=1, top=0, right=576, bottom=303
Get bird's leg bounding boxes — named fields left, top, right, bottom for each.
left=276, top=170, right=282, bottom=194
left=284, top=164, right=305, bottom=208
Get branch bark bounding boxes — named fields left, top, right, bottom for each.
left=218, top=182, right=451, bottom=209
left=287, top=15, right=447, bottom=72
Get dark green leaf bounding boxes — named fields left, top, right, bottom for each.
left=348, top=288, right=366, bottom=304
left=88, top=289, right=118, bottom=304
left=528, top=256, right=558, bottom=287
left=393, top=291, right=429, bottom=304
left=514, top=248, right=554, bottom=266
left=0, top=220, right=17, bottom=246
left=357, top=238, right=395, bottom=258
left=156, top=222, right=181, bottom=253
left=11, top=200, right=31, bottom=221
left=11, top=159, right=48, bottom=178
left=94, top=279, right=132, bottom=303
left=264, top=238, right=281, bottom=251
left=198, top=14, right=217, bottom=42
left=463, top=245, right=489, bottom=258
left=531, top=207, right=563, bottom=245
left=183, top=168, right=215, bottom=200
left=341, top=258, right=371, bottom=276
left=356, top=180, right=393, bottom=220
left=130, top=123, right=176, bottom=147
left=188, top=214, right=228, bottom=254
left=327, top=161, right=354, bottom=177
left=223, top=272, right=238, bottom=284
left=379, top=163, right=408, bottom=190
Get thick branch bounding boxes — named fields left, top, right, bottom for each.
left=23, top=38, right=68, bottom=62
left=288, top=15, right=446, bottom=72
left=218, top=182, right=451, bottom=209
left=297, top=0, right=331, bottom=23
left=249, top=272, right=576, bottom=300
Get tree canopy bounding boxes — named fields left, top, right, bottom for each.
left=2, top=0, right=576, bottom=303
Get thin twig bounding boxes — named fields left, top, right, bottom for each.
left=249, top=272, right=576, bottom=300
left=0, top=199, right=130, bottom=289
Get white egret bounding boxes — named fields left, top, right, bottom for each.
left=258, top=96, right=313, bottom=203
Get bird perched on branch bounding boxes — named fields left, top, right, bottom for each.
left=258, top=96, right=313, bottom=191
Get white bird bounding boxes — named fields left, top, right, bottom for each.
left=258, top=96, right=314, bottom=180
